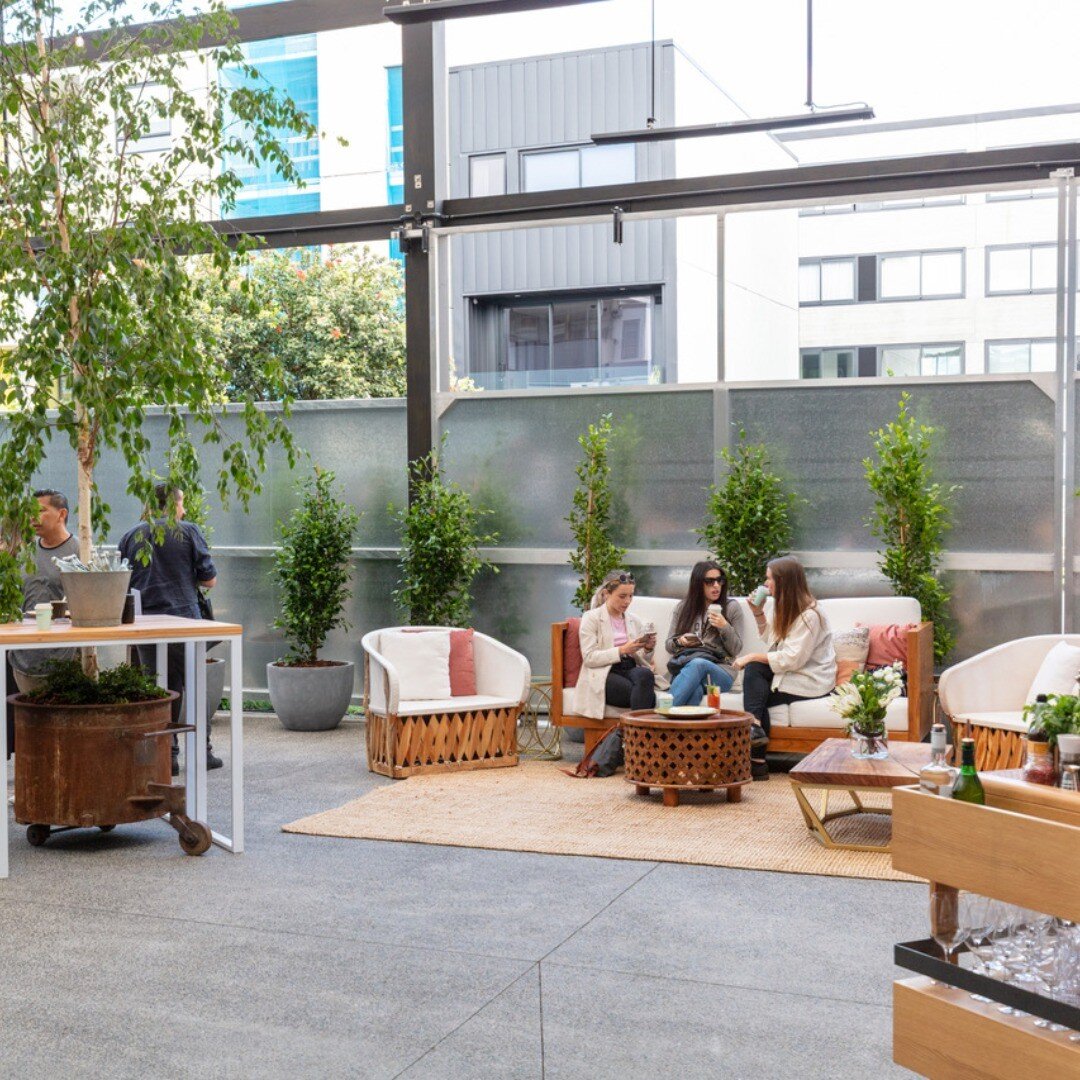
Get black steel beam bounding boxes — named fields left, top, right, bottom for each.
left=383, top=0, right=603, bottom=24
left=211, top=204, right=404, bottom=250
left=75, top=0, right=386, bottom=61
left=592, top=107, right=875, bottom=145
left=401, top=21, right=446, bottom=473
left=440, top=142, right=1080, bottom=229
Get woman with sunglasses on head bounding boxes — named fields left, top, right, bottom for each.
left=733, top=556, right=836, bottom=778
left=665, top=561, right=743, bottom=707
left=572, top=569, right=657, bottom=722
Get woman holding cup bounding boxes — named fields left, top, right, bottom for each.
left=572, top=570, right=657, bottom=721
left=664, top=561, right=743, bottom=707
left=733, top=556, right=836, bottom=778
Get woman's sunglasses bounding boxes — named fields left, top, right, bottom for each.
left=704, top=575, right=724, bottom=584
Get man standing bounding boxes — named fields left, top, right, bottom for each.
left=6, top=490, right=79, bottom=763
left=118, top=484, right=220, bottom=773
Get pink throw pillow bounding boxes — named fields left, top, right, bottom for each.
left=857, top=622, right=916, bottom=668
left=449, top=628, right=476, bottom=696
left=835, top=659, right=862, bottom=687
left=563, top=617, right=583, bottom=688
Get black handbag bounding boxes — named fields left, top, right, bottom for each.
left=197, top=588, right=213, bottom=621
left=667, top=646, right=720, bottom=677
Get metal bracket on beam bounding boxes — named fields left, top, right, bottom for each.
left=392, top=213, right=433, bottom=255
left=612, top=205, right=624, bottom=245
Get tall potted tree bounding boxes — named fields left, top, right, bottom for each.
left=0, top=0, right=314, bottom=639
left=267, top=470, right=361, bottom=730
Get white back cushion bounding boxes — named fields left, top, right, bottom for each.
left=628, top=594, right=922, bottom=674
left=380, top=630, right=452, bottom=700
left=1025, top=640, right=1080, bottom=705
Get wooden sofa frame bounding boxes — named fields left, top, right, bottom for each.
left=550, top=619, right=936, bottom=757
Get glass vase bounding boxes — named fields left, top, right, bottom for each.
left=850, top=727, right=889, bottom=760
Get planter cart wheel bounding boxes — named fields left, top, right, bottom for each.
left=26, top=824, right=50, bottom=846
left=99, top=825, right=115, bottom=833
left=177, top=820, right=212, bottom=856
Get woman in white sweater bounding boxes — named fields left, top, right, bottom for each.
left=733, top=556, right=836, bottom=778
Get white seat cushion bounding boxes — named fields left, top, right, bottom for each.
left=380, top=630, right=452, bottom=699
left=787, top=695, right=909, bottom=730
left=396, top=694, right=520, bottom=716
left=559, top=687, right=628, bottom=721
left=952, top=710, right=1028, bottom=734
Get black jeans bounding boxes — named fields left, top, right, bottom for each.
left=605, top=656, right=656, bottom=710
left=741, top=660, right=829, bottom=737
left=4, top=656, right=14, bottom=761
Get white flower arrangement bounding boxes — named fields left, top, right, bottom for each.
left=829, top=661, right=904, bottom=736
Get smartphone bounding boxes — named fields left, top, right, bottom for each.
left=683, top=633, right=702, bottom=646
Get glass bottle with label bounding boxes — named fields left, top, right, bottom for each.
left=919, top=723, right=957, bottom=796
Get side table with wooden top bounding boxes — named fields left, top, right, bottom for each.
left=789, top=738, right=943, bottom=853
left=622, top=709, right=753, bottom=807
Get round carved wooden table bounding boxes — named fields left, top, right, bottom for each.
left=622, top=709, right=753, bottom=807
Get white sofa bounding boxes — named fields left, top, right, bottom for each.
left=362, top=627, right=530, bottom=778
left=551, top=595, right=934, bottom=755
left=938, top=634, right=1080, bottom=770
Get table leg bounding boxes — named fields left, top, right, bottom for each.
left=214, top=634, right=244, bottom=854
left=184, top=642, right=197, bottom=820
left=635, top=784, right=650, bottom=796
left=193, top=640, right=207, bottom=822
left=662, top=788, right=680, bottom=808
left=155, top=643, right=168, bottom=691
left=1, top=648, right=8, bottom=880
left=727, top=785, right=743, bottom=804
left=791, top=782, right=893, bottom=853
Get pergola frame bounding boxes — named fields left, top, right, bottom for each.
left=75, top=0, right=1080, bottom=476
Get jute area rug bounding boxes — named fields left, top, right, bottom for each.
left=283, top=762, right=919, bottom=883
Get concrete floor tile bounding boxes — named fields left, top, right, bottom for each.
left=547, top=861, right=924, bottom=1006
left=539, top=963, right=907, bottom=1080
left=397, top=967, right=543, bottom=1080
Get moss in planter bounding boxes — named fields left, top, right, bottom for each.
left=25, top=660, right=170, bottom=706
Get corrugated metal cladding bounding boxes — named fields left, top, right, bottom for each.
left=448, top=42, right=677, bottom=376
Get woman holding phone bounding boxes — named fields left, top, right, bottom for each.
left=572, top=569, right=657, bottom=721
left=733, top=556, right=836, bottom=778
left=664, top=560, right=743, bottom=706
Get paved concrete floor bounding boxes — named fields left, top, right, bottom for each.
left=1, top=718, right=922, bottom=1078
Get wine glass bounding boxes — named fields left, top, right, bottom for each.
left=930, top=889, right=965, bottom=968
left=960, top=893, right=997, bottom=1001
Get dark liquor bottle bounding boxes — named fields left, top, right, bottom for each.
left=951, top=737, right=985, bottom=805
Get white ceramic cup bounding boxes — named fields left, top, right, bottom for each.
left=34, top=603, right=53, bottom=630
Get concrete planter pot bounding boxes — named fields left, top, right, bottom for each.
left=267, top=660, right=354, bottom=731
left=62, top=569, right=132, bottom=628
left=205, top=656, right=227, bottom=722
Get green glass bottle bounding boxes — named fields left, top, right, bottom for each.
left=951, top=737, right=985, bottom=805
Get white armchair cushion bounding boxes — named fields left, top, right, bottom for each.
left=1025, top=640, right=1080, bottom=704
left=953, top=710, right=1028, bottom=734
left=397, top=694, right=522, bottom=716
left=379, top=631, right=452, bottom=700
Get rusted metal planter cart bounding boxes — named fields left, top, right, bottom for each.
left=13, top=693, right=211, bottom=855
left=0, top=614, right=245, bottom=878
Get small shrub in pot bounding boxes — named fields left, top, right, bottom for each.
left=267, top=470, right=361, bottom=730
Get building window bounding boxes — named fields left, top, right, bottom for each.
left=986, top=339, right=1057, bottom=373
left=800, top=194, right=965, bottom=216
left=521, top=143, right=634, bottom=193
left=120, top=83, right=171, bottom=155
left=800, top=348, right=857, bottom=379
left=879, top=343, right=963, bottom=376
left=386, top=65, right=404, bottom=263
left=221, top=35, right=320, bottom=219
left=986, top=244, right=1057, bottom=295
left=469, top=153, right=506, bottom=197
left=469, top=290, right=656, bottom=389
left=985, top=188, right=1056, bottom=202
left=799, top=258, right=856, bottom=305
left=879, top=250, right=964, bottom=300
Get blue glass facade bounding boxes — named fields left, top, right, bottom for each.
left=387, top=65, right=404, bottom=263
left=221, top=35, right=320, bottom=219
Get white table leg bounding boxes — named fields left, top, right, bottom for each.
left=155, top=642, right=168, bottom=691
left=1, top=648, right=8, bottom=880
left=193, top=639, right=207, bottom=822
left=184, top=642, right=196, bottom=819
left=213, top=633, right=244, bottom=854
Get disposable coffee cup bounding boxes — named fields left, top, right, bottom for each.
left=34, top=603, right=53, bottom=630
left=750, top=585, right=769, bottom=607
left=707, top=603, right=723, bottom=620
